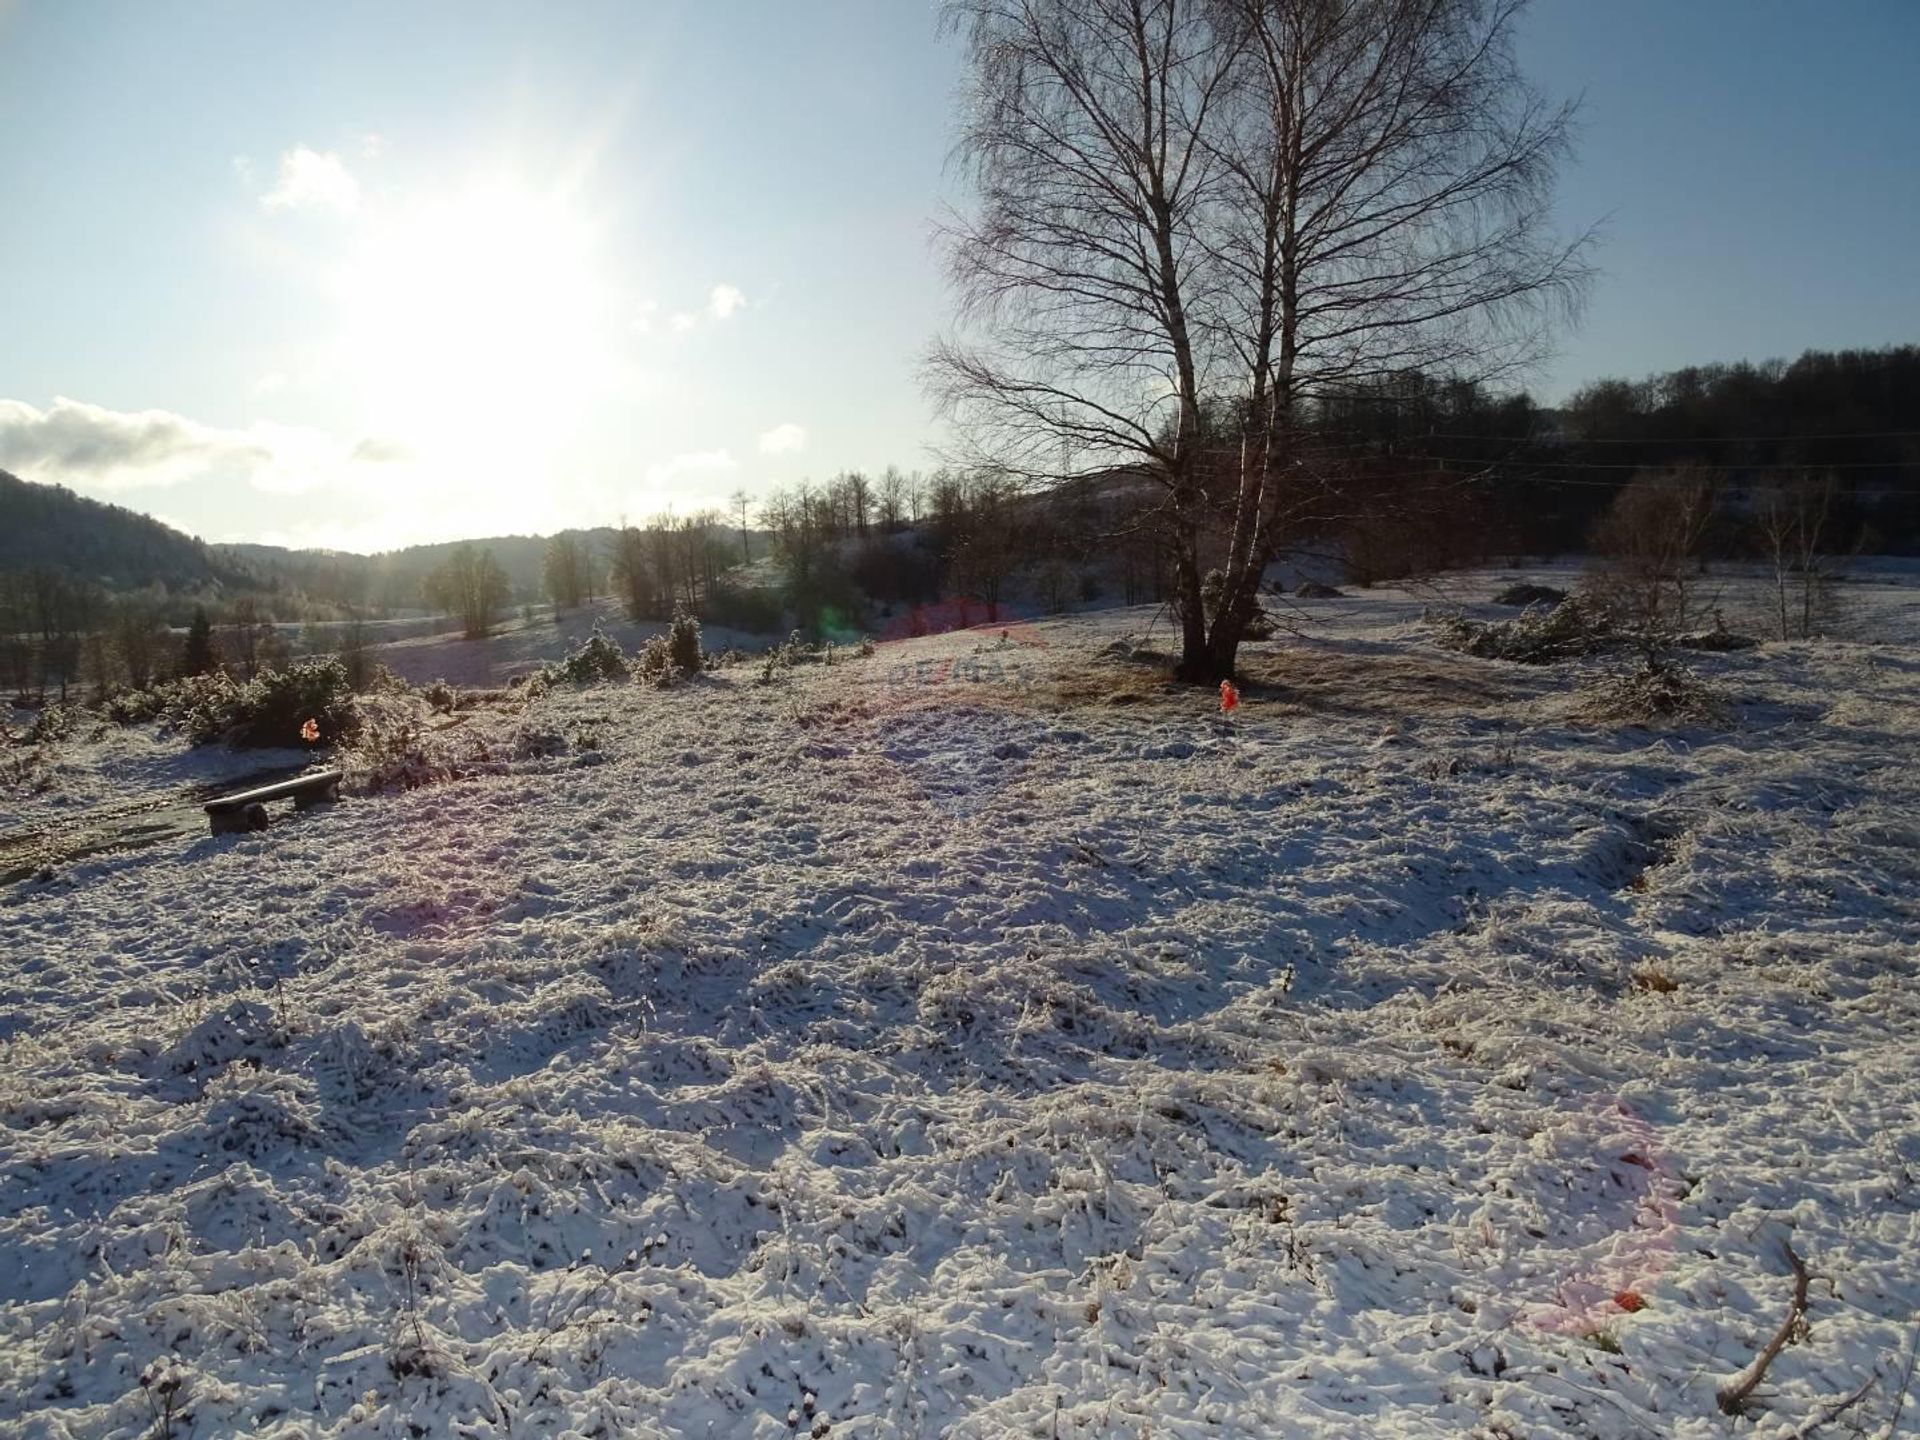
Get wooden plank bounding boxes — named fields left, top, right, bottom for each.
left=204, top=769, right=342, bottom=815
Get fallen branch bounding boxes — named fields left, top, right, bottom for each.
left=1717, top=1241, right=1812, bottom=1415
left=1787, top=1374, right=1874, bottom=1438
left=1880, top=1322, right=1920, bottom=1439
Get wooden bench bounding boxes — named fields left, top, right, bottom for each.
left=205, top=769, right=343, bottom=835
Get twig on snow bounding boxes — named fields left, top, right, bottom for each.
left=1879, top=1321, right=1920, bottom=1439
left=1785, top=1373, right=1874, bottom=1438
left=1716, top=1240, right=1811, bottom=1415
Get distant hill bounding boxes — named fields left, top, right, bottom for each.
left=216, top=528, right=627, bottom=611
left=0, top=468, right=645, bottom=615
left=0, top=468, right=256, bottom=594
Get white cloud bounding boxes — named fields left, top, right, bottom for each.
left=261, top=146, right=361, bottom=214
left=0, top=396, right=270, bottom=489
left=349, top=436, right=413, bottom=464
left=758, top=422, right=807, bottom=455
left=253, top=370, right=288, bottom=396
left=643, top=284, right=747, bottom=339
left=0, top=395, right=362, bottom=497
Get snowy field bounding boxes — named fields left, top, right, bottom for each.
left=3, top=571, right=1920, bottom=1437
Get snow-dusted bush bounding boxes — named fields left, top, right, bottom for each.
left=26, top=703, right=79, bottom=744
left=160, top=672, right=242, bottom=741
left=345, top=707, right=458, bottom=792
left=667, top=611, right=703, bottom=674
left=201, top=658, right=360, bottom=749
left=1435, top=594, right=1614, bottom=664
left=101, top=673, right=236, bottom=732
left=344, top=694, right=506, bottom=791
left=103, top=686, right=169, bottom=724
left=0, top=743, right=55, bottom=794
left=542, top=628, right=630, bottom=685
left=365, top=663, right=410, bottom=695
left=633, top=633, right=680, bottom=687
left=423, top=678, right=458, bottom=714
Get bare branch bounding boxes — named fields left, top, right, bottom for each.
left=1716, top=1241, right=1813, bottom=1417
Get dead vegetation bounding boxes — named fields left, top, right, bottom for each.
left=1570, top=657, right=1730, bottom=728
left=1434, top=594, right=1617, bottom=664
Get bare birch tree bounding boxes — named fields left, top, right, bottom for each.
left=1755, top=472, right=1841, bottom=640
left=932, top=0, right=1588, bottom=679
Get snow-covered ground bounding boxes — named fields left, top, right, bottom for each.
left=3, top=573, right=1919, bottom=1437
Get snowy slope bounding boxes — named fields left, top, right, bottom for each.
left=2, top=586, right=1919, bottom=1438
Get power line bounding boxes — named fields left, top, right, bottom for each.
left=1414, top=453, right=1920, bottom=472
left=1417, top=427, right=1920, bottom=445
left=1286, top=463, right=1920, bottom=496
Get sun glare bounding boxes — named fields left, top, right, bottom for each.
left=338, top=180, right=613, bottom=466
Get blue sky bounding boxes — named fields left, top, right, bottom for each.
left=0, top=0, right=1914, bottom=550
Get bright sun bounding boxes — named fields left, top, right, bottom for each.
left=339, top=179, right=613, bottom=465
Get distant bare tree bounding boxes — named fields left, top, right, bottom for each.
left=1755, top=473, right=1842, bottom=640
left=947, top=472, right=1022, bottom=621
left=224, top=596, right=271, bottom=680
left=876, top=467, right=910, bottom=532
left=424, top=544, right=511, bottom=640
left=1587, top=469, right=1718, bottom=638
left=338, top=613, right=374, bottom=690
left=932, top=0, right=1587, bottom=679
left=110, top=597, right=168, bottom=690
left=542, top=533, right=591, bottom=613
left=608, top=525, right=658, bottom=622
left=730, top=488, right=754, bottom=564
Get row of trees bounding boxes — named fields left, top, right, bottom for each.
left=424, top=515, right=748, bottom=641
left=1, top=569, right=243, bottom=705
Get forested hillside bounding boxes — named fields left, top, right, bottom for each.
left=0, top=470, right=252, bottom=594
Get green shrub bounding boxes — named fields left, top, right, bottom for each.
left=216, top=658, right=360, bottom=749
left=167, top=673, right=242, bottom=743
